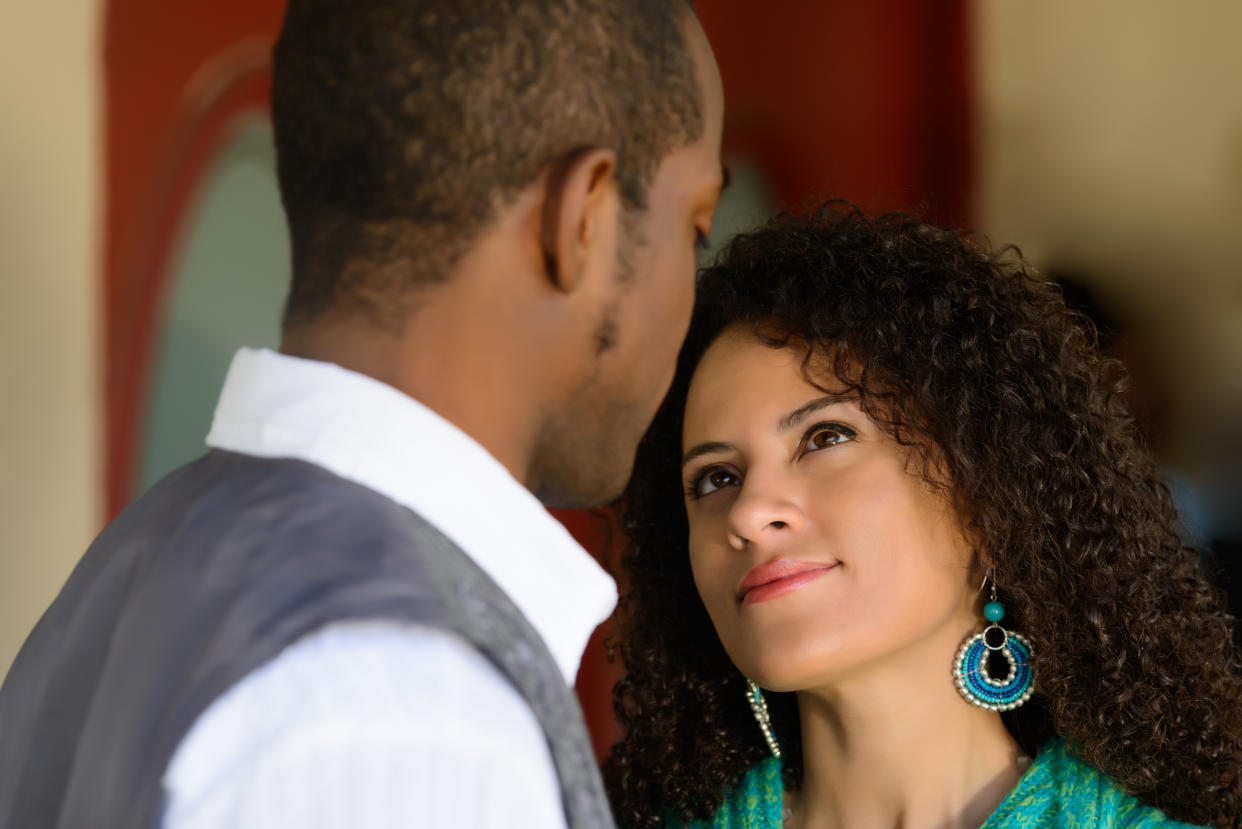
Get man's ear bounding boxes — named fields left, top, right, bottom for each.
left=539, top=147, right=618, bottom=294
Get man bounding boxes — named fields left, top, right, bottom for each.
left=0, top=0, right=724, bottom=826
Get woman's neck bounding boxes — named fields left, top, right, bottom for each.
left=787, top=626, right=1027, bottom=829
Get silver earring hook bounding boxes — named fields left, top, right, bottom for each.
left=979, top=568, right=1001, bottom=602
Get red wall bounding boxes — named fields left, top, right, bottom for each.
left=698, top=0, right=973, bottom=225
left=104, top=0, right=971, bottom=760
left=104, top=0, right=285, bottom=518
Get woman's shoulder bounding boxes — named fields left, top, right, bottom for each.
left=984, top=740, right=1207, bottom=829
left=665, top=755, right=785, bottom=828
left=667, top=741, right=1205, bottom=829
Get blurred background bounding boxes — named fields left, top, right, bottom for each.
left=3, top=0, right=1240, bottom=757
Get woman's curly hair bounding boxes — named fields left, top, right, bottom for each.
left=603, top=203, right=1242, bottom=827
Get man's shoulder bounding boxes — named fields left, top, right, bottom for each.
left=165, top=620, right=549, bottom=788
left=97, top=450, right=423, bottom=567
left=161, top=620, right=566, bottom=828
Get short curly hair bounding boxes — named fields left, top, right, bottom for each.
left=604, top=203, right=1242, bottom=827
left=272, top=0, right=703, bottom=327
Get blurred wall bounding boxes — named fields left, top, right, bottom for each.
left=102, top=0, right=283, bottom=517
left=976, top=0, right=1242, bottom=545
left=137, top=120, right=287, bottom=493
left=0, top=2, right=104, bottom=678
left=698, top=0, right=973, bottom=227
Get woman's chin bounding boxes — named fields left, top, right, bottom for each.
left=738, top=646, right=856, bottom=694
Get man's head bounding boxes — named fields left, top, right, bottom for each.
left=526, top=17, right=725, bottom=506
left=272, top=0, right=725, bottom=508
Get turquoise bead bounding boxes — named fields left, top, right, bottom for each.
left=984, top=601, right=1005, bottom=622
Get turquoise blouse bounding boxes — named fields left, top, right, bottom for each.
left=670, top=741, right=1204, bottom=828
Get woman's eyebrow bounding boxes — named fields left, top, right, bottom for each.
left=682, top=395, right=856, bottom=468
left=778, top=395, right=854, bottom=432
left=681, top=441, right=732, bottom=470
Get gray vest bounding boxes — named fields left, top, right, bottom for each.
left=0, top=450, right=616, bottom=829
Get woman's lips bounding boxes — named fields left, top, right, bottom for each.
left=737, top=558, right=838, bottom=605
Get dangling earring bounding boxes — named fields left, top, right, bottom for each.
left=745, top=678, right=782, bottom=759
left=953, top=575, right=1035, bottom=711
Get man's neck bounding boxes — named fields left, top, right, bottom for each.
left=279, top=303, right=549, bottom=490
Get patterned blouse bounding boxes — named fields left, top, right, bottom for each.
left=669, top=741, right=1204, bottom=828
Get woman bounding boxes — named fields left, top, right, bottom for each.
left=604, top=205, right=1241, bottom=827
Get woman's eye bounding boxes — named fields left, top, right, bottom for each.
left=688, top=467, right=739, bottom=499
left=804, top=423, right=857, bottom=452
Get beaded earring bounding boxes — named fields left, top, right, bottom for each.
left=745, top=678, right=782, bottom=759
left=953, top=576, right=1035, bottom=711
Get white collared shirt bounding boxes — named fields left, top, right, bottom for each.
left=161, top=348, right=617, bottom=829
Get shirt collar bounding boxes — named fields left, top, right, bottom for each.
left=206, top=347, right=617, bottom=685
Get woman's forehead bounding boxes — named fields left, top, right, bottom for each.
left=683, top=332, right=861, bottom=437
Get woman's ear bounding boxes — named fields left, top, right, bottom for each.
left=968, top=536, right=994, bottom=586
left=538, top=147, right=618, bottom=295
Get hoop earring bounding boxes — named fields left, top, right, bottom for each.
left=745, top=678, right=782, bottom=760
left=953, top=575, right=1035, bottom=711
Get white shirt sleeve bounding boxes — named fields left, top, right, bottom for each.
left=161, top=620, right=568, bottom=829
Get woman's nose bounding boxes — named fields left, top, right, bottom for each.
left=726, top=478, right=806, bottom=550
